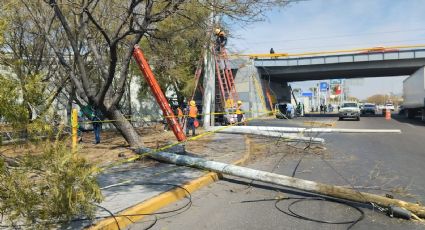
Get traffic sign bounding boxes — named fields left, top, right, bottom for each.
left=320, top=82, right=328, bottom=91
left=302, top=92, right=313, bottom=97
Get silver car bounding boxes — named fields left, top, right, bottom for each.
left=338, top=102, right=361, bottom=121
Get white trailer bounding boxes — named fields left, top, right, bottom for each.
left=402, top=67, right=425, bottom=120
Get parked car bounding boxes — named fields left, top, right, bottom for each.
left=223, top=108, right=237, bottom=125
left=338, top=102, right=361, bottom=121
left=275, top=103, right=294, bottom=119
left=361, top=103, right=377, bottom=115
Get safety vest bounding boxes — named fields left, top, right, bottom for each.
left=189, top=106, right=198, bottom=118
left=177, top=108, right=183, bottom=118
left=236, top=105, right=242, bottom=115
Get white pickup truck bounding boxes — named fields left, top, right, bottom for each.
left=381, top=103, right=395, bottom=116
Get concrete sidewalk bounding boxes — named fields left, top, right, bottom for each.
left=67, top=133, right=249, bottom=230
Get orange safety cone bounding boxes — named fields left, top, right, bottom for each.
left=385, top=109, right=391, bottom=120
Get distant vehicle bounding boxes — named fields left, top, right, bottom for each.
left=381, top=103, right=395, bottom=116
left=361, top=103, right=377, bottom=115
left=359, top=46, right=399, bottom=54
left=401, top=67, right=425, bottom=120
left=223, top=108, right=237, bottom=125
left=275, top=103, right=294, bottom=119
left=338, top=102, right=360, bottom=121
left=385, top=103, right=395, bottom=111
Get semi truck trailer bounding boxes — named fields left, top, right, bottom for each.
left=401, top=67, right=425, bottom=121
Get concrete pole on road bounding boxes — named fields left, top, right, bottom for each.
left=207, top=126, right=402, bottom=134
left=140, top=149, right=425, bottom=218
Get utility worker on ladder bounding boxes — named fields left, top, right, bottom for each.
left=236, top=100, right=244, bottom=126
left=186, top=100, right=198, bottom=136
left=215, top=28, right=227, bottom=53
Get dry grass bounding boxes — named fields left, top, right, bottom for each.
left=0, top=125, right=215, bottom=167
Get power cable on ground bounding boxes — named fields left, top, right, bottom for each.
left=0, top=182, right=192, bottom=230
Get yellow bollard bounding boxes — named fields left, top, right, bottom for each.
left=71, top=108, right=78, bottom=153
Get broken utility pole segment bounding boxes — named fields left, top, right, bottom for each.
left=137, top=149, right=425, bottom=218
left=208, top=126, right=402, bottom=134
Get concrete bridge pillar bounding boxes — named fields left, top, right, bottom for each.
left=234, top=65, right=267, bottom=118
left=268, top=81, right=292, bottom=103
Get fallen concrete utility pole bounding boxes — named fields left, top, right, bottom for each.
left=213, top=130, right=324, bottom=143
left=138, top=149, right=425, bottom=218
left=208, top=126, right=402, bottom=134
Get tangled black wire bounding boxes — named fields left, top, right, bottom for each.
left=274, top=197, right=365, bottom=229
left=0, top=182, right=192, bottom=230
left=97, top=182, right=193, bottom=230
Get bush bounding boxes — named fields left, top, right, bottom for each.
left=0, top=140, right=103, bottom=228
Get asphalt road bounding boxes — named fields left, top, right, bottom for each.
left=128, top=114, right=425, bottom=230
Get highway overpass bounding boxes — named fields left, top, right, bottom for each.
left=253, top=48, right=425, bottom=82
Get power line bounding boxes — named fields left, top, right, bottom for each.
left=273, top=38, right=425, bottom=52
left=242, top=27, right=425, bottom=45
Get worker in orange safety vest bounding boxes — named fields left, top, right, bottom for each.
left=236, top=100, right=244, bottom=126
left=186, top=100, right=198, bottom=136
left=177, top=106, right=183, bottom=124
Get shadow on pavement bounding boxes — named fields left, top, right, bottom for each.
left=64, top=156, right=202, bottom=229
left=304, top=113, right=339, bottom=118
left=391, top=115, right=425, bottom=127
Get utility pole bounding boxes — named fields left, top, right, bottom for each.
left=139, top=149, right=425, bottom=218
left=202, top=12, right=216, bottom=127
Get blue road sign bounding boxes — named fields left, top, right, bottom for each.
left=301, top=92, right=313, bottom=97
left=320, top=82, right=328, bottom=91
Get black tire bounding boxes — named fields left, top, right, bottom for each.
left=356, top=116, right=360, bottom=121
left=406, top=109, right=416, bottom=119
left=338, top=117, right=343, bottom=121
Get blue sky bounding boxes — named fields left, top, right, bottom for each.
left=227, top=0, right=425, bottom=99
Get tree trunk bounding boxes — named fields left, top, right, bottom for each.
left=104, top=107, right=142, bottom=148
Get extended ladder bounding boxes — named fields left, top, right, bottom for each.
left=132, top=45, right=187, bottom=142
left=214, top=47, right=238, bottom=110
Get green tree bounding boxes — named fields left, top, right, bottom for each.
left=140, top=2, right=211, bottom=106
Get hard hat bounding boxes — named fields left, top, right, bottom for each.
left=190, top=100, right=196, bottom=106
left=214, top=28, right=221, bottom=35
left=237, top=100, right=242, bottom=104
left=219, top=31, right=225, bottom=36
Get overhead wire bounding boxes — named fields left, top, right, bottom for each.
left=243, top=27, right=425, bottom=45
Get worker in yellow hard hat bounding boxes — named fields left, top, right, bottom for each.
left=236, top=100, right=244, bottom=126
left=186, top=100, right=198, bottom=136
left=215, top=28, right=227, bottom=53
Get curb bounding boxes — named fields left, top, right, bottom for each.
left=87, top=135, right=251, bottom=230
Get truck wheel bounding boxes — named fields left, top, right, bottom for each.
left=406, top=109, right=415, bottom=119
left=338, top=117, right=343, bottom=121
